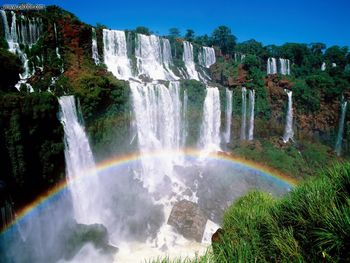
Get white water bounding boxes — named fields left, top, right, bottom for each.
left=103, top=29, right=133, bottom=80
left=283, top=90, right=294, bottom=143
left=199, top=87, right=221, bottom=152
left=198, top=47, right=216, bottom=68
left=321, top=62, right=326, bottom=71
left=279, top=58, right=290, bottom=75
left=240, top=87, right=247, bottom=140
left=183, top=41, right=199, bottom=80
left=267, top=57, right=277, bottom=74
left=1, top=10, right=42, bottom=91
left=162, top=38, right=179, bottom=80
left=223, top=88, right=233, bottom=144
left=91, top=28, right=100, bottom=65
left=58, top=96, right=102, bottom=225
left=135, top=34, right=178, bottom=80
left=335, top=101, right=348, bottom=156
left=248, top=89, right=255, bottom=141
left=130, top=81, right=187, bottom=191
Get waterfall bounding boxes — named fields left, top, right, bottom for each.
left=0, top=10, right=42, bottom=91
left=182, top=89, right=188, bottom=146
left=162, top=38, right=179, bottom=80
left=54, top=23, right=61, bottom=59
left=223, top=88, right=233, bottom=144
left=199, top=87, right=221, bottom=152
left=279, top=58, right=290, bottom=75
left=58, top=96, right=101, bottom=225
left=103, top=29, right=133, bottom=80
left=183, top=41, right=199, bottom=80
left=91, top=28, right=100, bottom=65
left=248, top=89, right=255, bottom=141
left=335, top=101, right=348, bottom=156
left=130, top=81, right=186, bottom=191
left=135, top=34, right=178, bottom=80
left=267, top=57, right=277, bottom=74
left=321, top=62, right=326, bottom=71
left=283, top=90, right=294, bottom=143
left=198, top=47, right=216, bottom=68
left=240, top=87, right=247, bottom=140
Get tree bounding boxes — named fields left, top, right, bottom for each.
left=135, top=26, right=151, bottom=35
left=168, top=27, right=181, bottom=38
left=195, top=34, right=212, bottom=46
left=211, top=25, right=236, bottom=56
left=242, top=54, right=261, bottom=72
left=279, top=43, right=309, bottom=66
left=310, top=42, right=326, bottom=55
left=184, top=29, right=195, bottom=42
left=324, top=46, right=348, bottom=69
left=235, top=39, right=267, bottom=58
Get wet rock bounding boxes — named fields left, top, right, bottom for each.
left=167, top=200, right=207, bottom=242
left=64, top=223, right=118, bottom=260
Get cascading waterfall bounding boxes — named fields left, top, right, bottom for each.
left=279, top=58, right=290, bottom=75
left=130, top=81, right=186, bottom=191
left=321, top=62, right=326, bottom=71
left=248, top=89, right=255, bottom=141
left=91, top=28, right=100, bottom=65
left=58, top=96, right=102, bottom=225
left=199, top=87, right=221, bottom=152
left=267, top=57, right=277, bottom=74
left=135, top=33, right=177, bottom=80
left=162, top=38, right=179, bottom=80
left=223, top=88, right=233, bottom=144
left=0, top=10, right=42, bottom=91
left=198, top=47, right=216, bottom=68
left=283, top=89, right=294, bottom=143
left=183, top=41, right=199, bottom=80
left=335, top=101, right=348, bottom=156
left=103, top=29, right=133, bottom=80
left=240, top=87, right=247, bottom=140
left=54, top=23, right=61, bottom=59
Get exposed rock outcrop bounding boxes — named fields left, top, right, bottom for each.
left=167, top=199, right=207, bottom=242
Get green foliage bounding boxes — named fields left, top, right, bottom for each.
left=325, top=46, right=349, bottom=69
left=184, top=29, right=195, bottom=42
left=211, top=26, right=236, bottom=56
left=216, top=163, right=350, bottom=262
left=168, top=28, right=181, bottom=38
left=293, top=79, right=320, bottom=112
left=0, top=92, right=65, bottom=206
left=0, top=35, right=8, bottom=49
left=135, top=26, right=152, bottom=35
left=241, top=60, right=270, bottom=120
left=233, top=139, right=336, bottom=179
left=305, top=73, right=344, bottom=99
left=0, top=48, right=22, bottom=92
left=180, top=80, right=206, bottom=146
left=235, top=39, right=267, bottom=59
left=242, top=54, right=261, bottom=73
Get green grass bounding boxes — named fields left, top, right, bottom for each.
left=152, top=162, right=350, bottom=263
left=232, top=139, right=338, bottom=179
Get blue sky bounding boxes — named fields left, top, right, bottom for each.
left=2, top=0, right=350, bottom=47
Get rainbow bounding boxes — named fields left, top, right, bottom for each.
left=1, top=148, right=297, bottom=234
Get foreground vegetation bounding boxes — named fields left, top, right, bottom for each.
left=151, top=162, right=350, bottom=262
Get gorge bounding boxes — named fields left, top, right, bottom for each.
left=0, top=5, right=349, bottom=263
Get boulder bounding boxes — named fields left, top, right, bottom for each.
left=167, top=200, right=207, bottom=242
